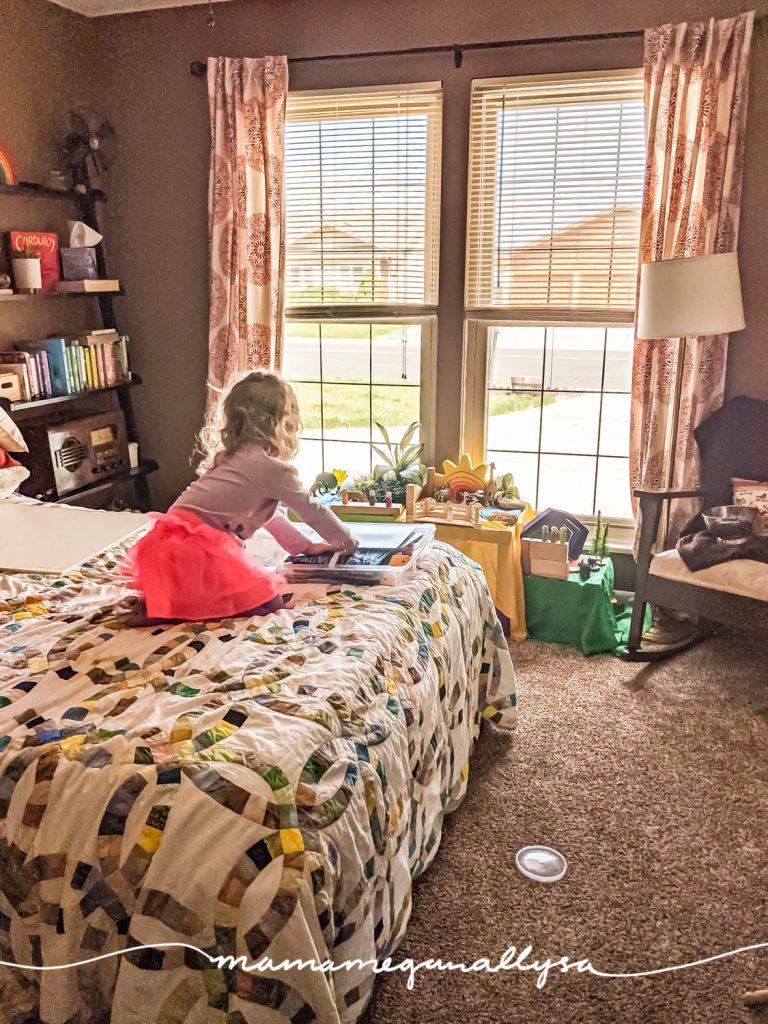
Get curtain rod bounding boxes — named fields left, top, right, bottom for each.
left=189, top=27, right=645, bottom=76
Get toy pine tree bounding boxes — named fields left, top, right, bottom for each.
left=590, top=510, right=610, bottom=560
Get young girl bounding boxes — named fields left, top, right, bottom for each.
left=120, top=371, right=357, bottom=623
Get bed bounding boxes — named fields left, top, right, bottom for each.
left=0, top=509, right=516, bottom=1024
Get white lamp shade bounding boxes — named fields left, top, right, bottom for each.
left=637, top=252, right=745, bottom=340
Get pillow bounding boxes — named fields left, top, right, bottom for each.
left=732, top=477, right=768, bottom=537
left=0, top=407, right=27, bottom=453
left=0, top=449, right=29, bottom=498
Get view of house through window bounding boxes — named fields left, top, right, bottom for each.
left=464, top=70, right=646, bottom=521
left=283, top=83, right=442, bottom=483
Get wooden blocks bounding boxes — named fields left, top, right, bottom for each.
left=521, top=537, right=570, bottom=580
left=405, top=483, right=483, bottom=527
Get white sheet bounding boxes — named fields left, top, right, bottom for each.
left=0, top=499, right=148, bottom=573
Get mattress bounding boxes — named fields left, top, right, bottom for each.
left=0, top=523, right=516, bottom=1023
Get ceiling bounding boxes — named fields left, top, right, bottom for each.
left=48, top=0, right=234, bottom=17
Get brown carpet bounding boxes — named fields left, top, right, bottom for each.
left=364, top=629, right=768, bottom=1024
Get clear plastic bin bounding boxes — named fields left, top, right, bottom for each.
left=281, top=523, right=436, bottom=587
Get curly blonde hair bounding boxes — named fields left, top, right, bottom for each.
left=197, top=372, right=300, bottom=473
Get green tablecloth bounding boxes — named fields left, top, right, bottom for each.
left=523, top=557, right=646, bottom=655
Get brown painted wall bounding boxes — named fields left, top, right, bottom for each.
left=1, top=0, right=100, bottom=348
left=54, top=1, right=768, bottom=506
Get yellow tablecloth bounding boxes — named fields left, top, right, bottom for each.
left=431, top=503, right=536, bottom=642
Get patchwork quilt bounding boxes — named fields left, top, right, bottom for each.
left=0, top=537, right=516, bottom=1023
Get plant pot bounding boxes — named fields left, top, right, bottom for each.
left=12, top=258, right=42, bottom=293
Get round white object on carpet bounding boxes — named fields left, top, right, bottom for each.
left=516, top=845, right=567, bottom=883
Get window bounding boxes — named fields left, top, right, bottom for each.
left=283, top=83, right=442, bottom=482
left=463, top=70, right=645, bottom=522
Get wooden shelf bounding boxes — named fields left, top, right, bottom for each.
left=0, top=289, right=123, bottom=301
left=0, top=182, right=105, bottom=202
left=8, top=375, right=141, bottom=413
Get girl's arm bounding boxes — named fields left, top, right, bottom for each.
left=262, top=511, right=317, bottom=555
left=270, top=462, right=358, bottom=553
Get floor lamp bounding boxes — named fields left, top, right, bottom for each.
left=635, top=251, right=745, bottom=646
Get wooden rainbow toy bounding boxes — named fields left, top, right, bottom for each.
left=0, top=145, right=16, bottom=186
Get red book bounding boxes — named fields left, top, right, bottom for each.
left=8, top=231, right=60, bottom=292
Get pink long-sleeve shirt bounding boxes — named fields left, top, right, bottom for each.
left=173, top=444, right=353, bottom=555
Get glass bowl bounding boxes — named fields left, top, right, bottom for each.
left=702, top=504, right=757, bottom=544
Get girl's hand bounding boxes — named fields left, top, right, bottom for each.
left=336, top=536, right=359, bottom=555
left=302, top=542, right=336, bottom=556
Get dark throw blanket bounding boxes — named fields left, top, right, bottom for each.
left=677, top=531, right=768, bottom=571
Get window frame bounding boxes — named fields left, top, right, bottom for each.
left=285, top=312, right=438, bottom=472
left=284, top=81, right=444, bottom=320
left=462, top=68, right=644, bottom=543
left=462, top=316, right=635, bottom=544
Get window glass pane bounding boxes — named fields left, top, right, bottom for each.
left=595, top=458, right=632, bottom=520
left=285, top=86, right=442, bottom=307
left=292, top=381, right=322, bottom=435
left=324, top=441, right=371, bottom=480
left=538, top=454, right=596, bottom=515
left=320, top=383, right=371, bottom=440
left=544, top=326, right=605, bottom=392
left=540, top=392, right=601, bottom=456
left=283, top=324, right=320, bottom=381
left=294, top=438, right=323, bottom=488
left=371, top=385, right=420, bottom=444
left=598, top=393, right=632, bottom=457
left=487, top=450, right=538, bottom=507
left=320, top=323, right=370, bottom=383
left=466, top=70, right=645, bottom=317
left=604, top=327, right=634, bottom=392
left=486, top=391, right=542, bottom=453
left=284, top=321, right=425, bottom=479
left=488, top=325, right=544, bottom=389
left=372, top=324, right=421, bottom=384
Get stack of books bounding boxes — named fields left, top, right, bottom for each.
left=0, top=330, right=130, bottom=401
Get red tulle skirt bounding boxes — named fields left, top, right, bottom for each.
left=118, top=508, right=285, bottom=621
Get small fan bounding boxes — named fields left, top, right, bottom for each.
left=59, top=110, right=116, bottom=191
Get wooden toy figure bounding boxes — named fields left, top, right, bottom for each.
left=385, top=491, right=392, bottom=508
left=368, top=489, right=376, bottom=506
left=341, top=490, right=349, bottom=505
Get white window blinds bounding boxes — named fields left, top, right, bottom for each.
left=285, top=83, right=442, bottom=310
left=465, top=69, right=645, bottom=321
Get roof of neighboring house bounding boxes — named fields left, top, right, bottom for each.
left=500, top=204, right=641, bottom=263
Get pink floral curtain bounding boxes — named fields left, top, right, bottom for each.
left=206, top=56, right=288, bottom=417
left=629, top=12, right=753, bottom=543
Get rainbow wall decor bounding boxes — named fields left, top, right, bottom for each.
left=0, top=146, right=17, bottom=186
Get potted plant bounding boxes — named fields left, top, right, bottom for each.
left=350, top=422, right=425, bottom=504
left=11, top=246, right=42, bottom=293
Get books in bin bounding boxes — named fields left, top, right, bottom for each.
left=10, top=332, right=130, bottom=401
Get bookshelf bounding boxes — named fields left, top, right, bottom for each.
left=0, top=183, right=156, bottom=511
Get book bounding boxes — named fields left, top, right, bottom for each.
left=34, top=350, right=51, bottom=397
left=7, top=231, right=60, bottom=292
left=21, top=338, right=70, bottom=396
left=54, top=279, right=120, bottom=293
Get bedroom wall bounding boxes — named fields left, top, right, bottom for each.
left=1, top=0, right=100, bottom=348
left=88, top=0, right=768, bottom=508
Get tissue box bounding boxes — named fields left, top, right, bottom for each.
left=60, top=247, right=98, bottom=281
